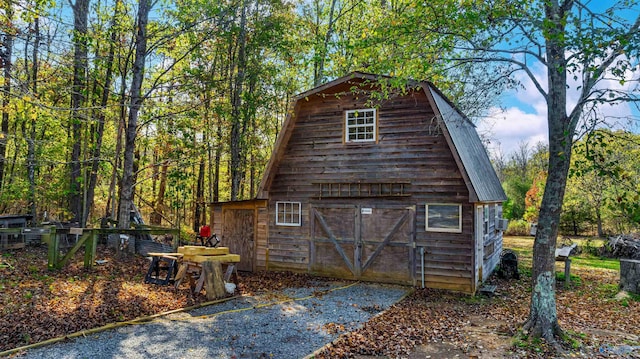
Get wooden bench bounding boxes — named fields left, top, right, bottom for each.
left=555, top=243, right=577, bottom=288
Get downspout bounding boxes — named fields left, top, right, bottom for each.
left=420, top=246, right=425, bottom=288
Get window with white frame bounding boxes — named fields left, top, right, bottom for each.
left=276, top=201, right=301, bottom=226
left=345, top=108, right=376, bottom=142
left=425, top=204, right=462, bottom=233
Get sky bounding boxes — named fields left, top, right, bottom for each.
left=475, top=60, right=639, bottom=159
left=474, top=2, right=640, bottom=159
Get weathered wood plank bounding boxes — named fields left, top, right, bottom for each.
left=177, top=247, right=229, bottom=256
left=262, top=80, right=476, bottom=290
left=190, top=254, right=241, bottom=263
left=202, top=261, right=226, bottom=300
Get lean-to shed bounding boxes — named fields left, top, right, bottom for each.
left=212, top=72, right=507, bottom=294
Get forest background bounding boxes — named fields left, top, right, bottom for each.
left=0, top=0, right=638, bottom=236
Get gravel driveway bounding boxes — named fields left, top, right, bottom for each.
left=16, top=281, right=410, bottom=359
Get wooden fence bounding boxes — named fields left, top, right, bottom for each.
left=0, top=227, right=179, bottom=270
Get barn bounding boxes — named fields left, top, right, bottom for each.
left=211, top=72, right=507, bottom=294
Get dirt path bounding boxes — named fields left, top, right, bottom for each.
left=406, top=316, right=513, bottom=359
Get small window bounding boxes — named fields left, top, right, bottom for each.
left=276, top=201, right=301, bottom=226
left=426, top=204, right=462, bottom=233
left=345, top=109, right=376, bottom=142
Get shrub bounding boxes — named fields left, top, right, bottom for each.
left=505, top=219, right=531, bottom=236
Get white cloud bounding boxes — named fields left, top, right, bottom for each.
left=478, top=106, right=548, bottom=157
left=479, top=53, right=639, bottom=157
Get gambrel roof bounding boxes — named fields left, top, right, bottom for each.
left=258, top=72, right=506, bottom=203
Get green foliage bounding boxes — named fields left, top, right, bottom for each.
left=505, top=219, right=531, bottom=236
left=1, top=0, right=639, bottom=242
left=560, top=191, right=593, bottom=236
left=512, top=331, right=545, bottom=352
left=499, top=129, right=640, bottom=236
left=27, top=265, right=39, bottom=274
left=502, top=179, right=530, bottom=220
left=565, top=130, right=640, bottom=234
left=580, top=238, right=601, bottom=256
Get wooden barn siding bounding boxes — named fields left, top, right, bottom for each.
left=255, top=207, right=269, bottom=270
left=415, top=204, right=474, bottom=293
left=482, top=204, right=503, bottom=281
left=210, top=201, right=270, bottom=271
left=267, top=90, right=474, bottom=290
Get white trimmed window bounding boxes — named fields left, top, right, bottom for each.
left=345, top=108, right=376, bottom=142
left=276, top=201, right=301, bottom=226
left=425, top=204, right=462, bottom=233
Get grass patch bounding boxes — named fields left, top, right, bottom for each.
left=561, top=330, right=586, bottom=350
left=571, top=256, right=619, bottom=271
left=597, top=283, right=620, bottom=298
left=512, top=331, right=545, bottom=353
left=555, top=272, right=582, bottom=287
left=504, top=236, right=619, bottom=272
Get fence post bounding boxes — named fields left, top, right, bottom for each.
left=46, top=227, right=58, bottom=270
left=84, top=230, right=98, bottom=269
left=564, top=259, right=572, bottom=289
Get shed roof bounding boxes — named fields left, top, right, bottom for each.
left=258, top=72, right=506, bottom=203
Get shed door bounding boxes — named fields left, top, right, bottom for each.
left=311, top=204, right=414, bottom=283
left=222, top=209, right=254, bottom=272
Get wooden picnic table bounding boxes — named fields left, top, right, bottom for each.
left=145, top=246, right=240, bottom=300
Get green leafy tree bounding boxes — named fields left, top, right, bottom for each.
left=457, top=1, right=640, bottom=343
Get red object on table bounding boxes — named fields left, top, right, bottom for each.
left=199, top=225, right=211, bottom=238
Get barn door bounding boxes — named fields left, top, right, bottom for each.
left=222, top=209, right=254, bottom=272
left=311, top=204, right=414, bottom=283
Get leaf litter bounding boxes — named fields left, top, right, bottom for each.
left=1, top=245, right=639, bottom=358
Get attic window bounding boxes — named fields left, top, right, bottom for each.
left=345, top=109, right=376, bottom=142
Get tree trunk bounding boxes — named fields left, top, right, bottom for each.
left=524, top=122, right=572, bottom=341
left=314, top=0, right=338, bottom=86
left=0, top=2, right=14, bottom=191
left=523, top=1, right=576, bottom=343
left=117, top=0, right=151, bottom=229
left=595, top=208, right=603, bottom=237
left=106, top=72, right=127, bottom=219
left=194, top=158, right=205, bottom=231
left=84, top=0, right=120, bottom=227
left=26, top=15, right=41, bottom=223
left=214, top=114, right=222, bottom=203
left=229, top=0, right=248, bottom=201
left=150, top=160, right=168, bottom=225
left=69, top=0, right=90, bottom=224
